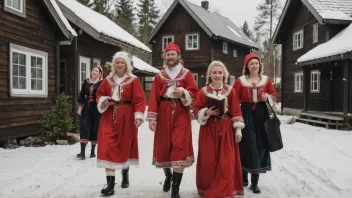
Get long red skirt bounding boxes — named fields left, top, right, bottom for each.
left=196, top=116, right=244, bottom=197
left=153, top=100, right=194, bottom=168
left=97, top=104, right=139, bottom=169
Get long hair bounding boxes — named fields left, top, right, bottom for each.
left=110, top=51, right=133, bottom=76
left=205, top=61, right=229, bottom=86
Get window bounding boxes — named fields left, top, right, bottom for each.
left=294, top=73, right=303, bottom=92
left=9, top=43, right=48, bottom=97
left=162, top=36, right=174, bottom=50
left=310, top=70, right=320, bottom=92
left=223, top=42, right=228, bottom=54
left=229, top=76, right=235, bottom=86
left=293, top=29, right=304, bottom=50
left=185, top=34, right=199, bottom=50
left=192, top=73, right=198, bottom=85
left=144, top=76, right=154, bottom=91
left=4, top=0, right=25, bottom=17
left=93, top=58, right=101, bottom=67
left=79, top=56, right=91, bottom=89
left=313, top=23, right=318, bottom=43
left=233, top=50, right=237, bottom=57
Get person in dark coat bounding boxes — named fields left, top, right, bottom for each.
left=233, top=53, right=276, bottom=194
left=77, top=66, right=103, bottom=160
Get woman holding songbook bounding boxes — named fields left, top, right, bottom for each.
left=95, top=51, right=146, bottom=196
left=233, top=53, right=276, bottom=194
left=77, top=65, right=103, bottom=160
left=193, top=61, right=245, bottom=198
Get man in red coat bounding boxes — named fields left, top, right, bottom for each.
left=147, top=42, right=198, bottom=198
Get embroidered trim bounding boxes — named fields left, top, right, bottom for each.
left=107, top=74, right=136, bottom=87
left=134, top=112, right=145, bottom=122
left=80, top=139, right=88, bottom=144
left=198, top=189, right=244, bottom=197
left=97, top=159, right=139, bottom=169
left=97, top=96, right=110, bottom=113
left=179, top=87, right=192, bottom=106
left=146, top=112, right=158, bottom=120
left=202, top=84, right=232, bottom=97
left=90, top=141, right=98, bottom=145
left=239, top=75, right=269, bottom=88
left=197, top=108, right=210, bottom=125
left=242, top=166, right=272, bottom=174
left=152, top=156, right=195, bottom=169
left=232, top=116, right=244, bottom=123
left=159, top=67, right=189, bottom=81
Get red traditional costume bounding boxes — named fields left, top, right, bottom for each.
left=233, top=53, right=276, bottom=194
left=193, top=83, right=245, bottom=198
left=96, top=73, right=146, bottom=169
left=147, top=65, right=198, bottom=168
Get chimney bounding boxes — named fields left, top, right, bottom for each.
left=201, top=1, right=209, bottom=10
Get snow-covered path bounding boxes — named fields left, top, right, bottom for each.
left=1, top=116, right=352, bottom=198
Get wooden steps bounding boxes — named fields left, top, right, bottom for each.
left=296, top=112, right=345, bottom=129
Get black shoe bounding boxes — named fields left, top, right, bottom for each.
left=242, top=170, right=248, bottom=187
left=163, top=168, right=173, bottom=192
left=76, top=143, right=86, bottom=160
left=90, top=145, right=96, bottom=158
left=121, top=168, right=129, bottom=188
left=101, top=176, right=115, bottom=196
left=250, top=174, right=261, bottom=194
left=171, top=171, right=183, bottom=198
left=250, top=184, right=261, bottom=194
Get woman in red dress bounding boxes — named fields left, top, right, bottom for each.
left=96, top=52, right=146, bottom=196
left=233, top=53, right=276, bottom=194
left=193, top=61, right=245, bottom=198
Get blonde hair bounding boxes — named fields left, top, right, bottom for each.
left=205, top=61, right=229, bottom=86
left=110, top=51, right=133, bottom=76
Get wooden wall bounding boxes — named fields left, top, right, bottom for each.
left=0, top=0, right=60, bottom=141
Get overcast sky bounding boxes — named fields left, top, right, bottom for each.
left=153, top=0, right=287, bottom=30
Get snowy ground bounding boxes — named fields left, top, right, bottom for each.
left=1, top=116, right=352, bottom=198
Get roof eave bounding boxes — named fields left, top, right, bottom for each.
left=43, top=0, right=72, bottom=40
left=217, top=36, right=259, bottom=50
left=297, top=52, right=352, bottom=66
left=322, top=18, right=352, bottom=25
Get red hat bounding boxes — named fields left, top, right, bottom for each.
left=164, top=42, right=181, bottom=53
left=244, top=53, right=261, bottom=69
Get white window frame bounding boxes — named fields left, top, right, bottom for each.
left=162, top=35, right=175, bottom=50
left=79, top=56, right=91, bottom=89
left=9, top=43, right=48, bottom=97
left=233, top=50, right=238, bottom=57
left=93, top=58, right=101, bottom=67
left=293, top=29, right=304, bottom=51
left=310, top=70, right=320, bottom=93
left=192, top=73, right=198, bottom=84
left=185, top=33, right=199, bottom=50
left=229, top=75, right=235, bottom=86
left=4, top=0, right=26, bottom=18
left=223, top=42, right=228, bottom=54
left=294, top=73, right=303, bottom=93
left=313, top=23, right=318, bottom=43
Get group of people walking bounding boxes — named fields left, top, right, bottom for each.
left=77, top=42, right=276, bottom=198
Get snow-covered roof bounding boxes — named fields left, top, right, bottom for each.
left=132, top=56, right=159, bottom=74
left=297, top=23, right=352, bottom=63
left=57, top=0, right=151, bottom=52
left=306, top=0, right=352, bottom=21
left=49, top=0, right=77, bottom=37
left=146, top=0, right=258, bottom=49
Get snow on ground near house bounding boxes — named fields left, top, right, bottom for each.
left=297, top=23, right=352, bottom=63
left=57, top=0, right=151, bottom=52
left=1, top=116, right=352, bottom=198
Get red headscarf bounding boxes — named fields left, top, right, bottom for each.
left=164, top=42, right=181, bottom=53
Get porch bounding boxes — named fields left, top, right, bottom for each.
left=296, top=111, right=352, bottom=129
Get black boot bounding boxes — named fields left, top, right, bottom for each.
left=76, top=143, right=86, bottom=160
left=171, top=171, right=183, bottom=198
left=242, top=170, right=249, bottom=187
left=121, top=167, right=129, bottom=188
left=163, top=168, right=173, bottom=192
left=101, top=176, right=115, bottom=196
left=90, top=145, right=96, bottom=158
left=250, top=174, right=261, bottom=194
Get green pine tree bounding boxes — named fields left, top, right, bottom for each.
left=90, top=0, right=114, bottom=19
left=240, top=21, right=254, bottom=39
left=113, top=0, right=136, bottom=35
left=137, top=0, right=160, bottom=43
